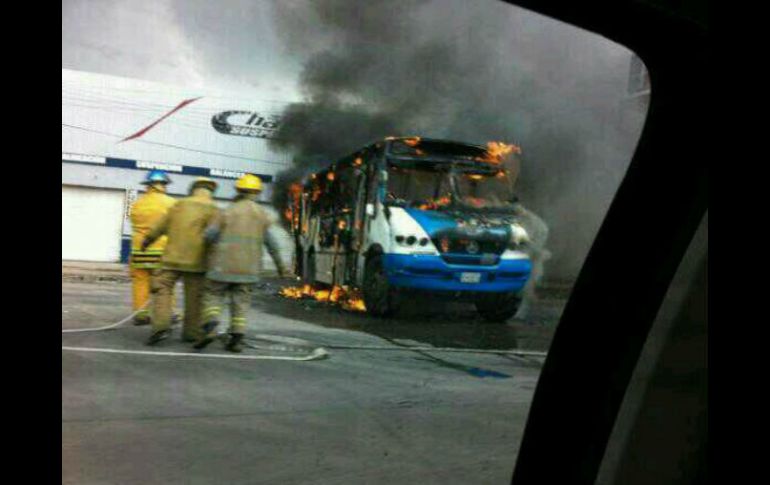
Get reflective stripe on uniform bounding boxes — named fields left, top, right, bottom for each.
left=131, top=263, right=162, bottom=269
left=131, top=259, right=163, bottom=269
left=230, top=316, right=247, bottom=333
left=131, top=250, right=164, bottom=256
left=202, top=306, right=222, bottom=318
left=130, top=250, right=164, bottom=269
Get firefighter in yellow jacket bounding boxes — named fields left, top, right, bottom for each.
left=129, top=170, right=177, bottom=326
left=142, top=177, right=220, bottom=345
left=194, top=174, right=287, bottom=352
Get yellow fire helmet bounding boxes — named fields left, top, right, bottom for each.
left=189, top=177, right=218, bottom=193
left=235, top=174, right=263, bottom=193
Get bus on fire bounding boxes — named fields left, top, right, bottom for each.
left=288, top=137, right=533, bottom=322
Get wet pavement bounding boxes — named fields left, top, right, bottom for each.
left=252, top=277, right=563, bottom=353
left=62, top=277, right=566, bottom=485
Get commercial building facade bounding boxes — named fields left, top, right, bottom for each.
left=62, top=69, right=294, bottom=267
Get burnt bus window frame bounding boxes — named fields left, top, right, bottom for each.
left=332, top=155, right=358, bottom=248
left=334, top=157, right=359, bottom=213
left=312, top=169, right=334, bottom=248
left=367, top=144, right=383, bottom=209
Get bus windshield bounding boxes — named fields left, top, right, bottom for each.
left=454, top=170, right=516, bottom=210
left=386, top=160, right=517, bottom=211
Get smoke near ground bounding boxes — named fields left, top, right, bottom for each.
left=268, top=0, right=647, bottom=282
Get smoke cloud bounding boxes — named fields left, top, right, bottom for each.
left=268, top=0, right=647, bottom=282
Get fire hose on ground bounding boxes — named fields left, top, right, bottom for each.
left=62, top=306, right=547, bottom=362
left=61, top=305, right=328, bottom=361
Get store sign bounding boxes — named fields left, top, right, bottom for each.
left=135, top=160, right=184, bottom=173
left=209, top=168, right=246, bottom=179
left=211, top=111, right=281, bottom=139
left=62, top=153, right=106, bottom=164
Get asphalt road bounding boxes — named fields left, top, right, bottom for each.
left=62, top=278, right=562, bottom=485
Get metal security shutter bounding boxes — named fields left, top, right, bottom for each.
left=62, top=185, right=126, bottom=262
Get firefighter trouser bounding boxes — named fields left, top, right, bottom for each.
left=130, top=268, right=177, bottom=322
left=151, top=270, right=205, bottom=340
left=201, top=281, right=252, bottom=336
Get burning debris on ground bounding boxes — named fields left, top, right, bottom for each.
left=280, top=283, right=367, bottom=312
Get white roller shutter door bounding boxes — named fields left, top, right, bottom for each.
left=62, top=185, right=126, bottom=262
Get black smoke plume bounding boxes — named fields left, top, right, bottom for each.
left=268, top=0, right=646, bottom=282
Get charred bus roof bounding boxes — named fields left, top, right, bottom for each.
left=303, top=136, right=512, bottom=188
left=384, top=136, right=490, bottom=160
left=384, top=137, right=515, bottom=174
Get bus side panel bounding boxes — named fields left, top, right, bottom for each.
left=356, top=200, right=392, bottom=286
left=315, top=252, right=334, bottom=284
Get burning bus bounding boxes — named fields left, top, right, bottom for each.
left=287, top=137, right=533, bottom=322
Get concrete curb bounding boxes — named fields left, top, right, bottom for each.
left=62, top=262, right=131, bottom=283
left=61, top=262, right=283, bottom=284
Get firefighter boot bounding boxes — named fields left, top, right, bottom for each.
left=225, top=333, right=244, bottom=353
left=193, top=321, right=219, bottom=350
left=146, top=329, right=170, bottom=346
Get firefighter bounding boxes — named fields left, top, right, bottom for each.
left=142, top=177, right=220, bottom=345
left=129, top=170, right=178, bottom=326
left=194, top=174, right=287, bottom=352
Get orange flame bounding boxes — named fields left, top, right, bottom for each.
left=279, top=284, right=366, bottom=312
left=341, top=292, right=367, bottom=312
left=417, top=195, right=452, bottom=211
left=279, top=284, right=313, bottom=299
left=285, top=183, right=303, bottom=228
left=403, top=136, right=421, bottom=147
left=476, top=141, right=522, bottom=164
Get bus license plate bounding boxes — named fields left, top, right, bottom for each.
left=460, top=272, right=481, bottom=283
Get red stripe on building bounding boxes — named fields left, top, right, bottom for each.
left=119, top=97, right=202, bottom=143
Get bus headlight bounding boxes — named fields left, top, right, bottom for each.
left=395, top=234, right=428, bottom=247
left=509, top=223, right=530, bottom=248
left=395, top=234, right=416, bottom=245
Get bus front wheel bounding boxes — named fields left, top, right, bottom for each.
left=363, top=254, right=396, bottom=317
left=475, top=293, right=521, bottom=323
